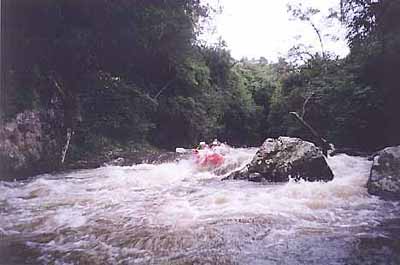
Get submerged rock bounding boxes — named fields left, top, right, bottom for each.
left=367, top=146, right=400, bottom=200
left=223, top=137, right=333, bottom=182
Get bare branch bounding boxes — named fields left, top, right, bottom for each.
left=123, top=84, right=159, bottom=106
left=48, top=75, right=66, bottom=99
left=153, top=78, right=175, bottom=100
left=302, top=92, right=315, bottom=118
left=61, top=128, right=73, bottom=164
left=230, top=61, right=239, bottom=68
left=309, top=21, right=325, bottom=57
left=289, top=111, right=331, bottom=156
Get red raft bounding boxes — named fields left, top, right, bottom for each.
left=193, top=150, right=224, bottom=168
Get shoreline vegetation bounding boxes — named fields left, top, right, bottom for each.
left=0, top=3, right=400, bottom=263
left=1, top=0, right=399, bottom=180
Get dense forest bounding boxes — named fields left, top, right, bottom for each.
left=1, top=0, right=399, bottom=164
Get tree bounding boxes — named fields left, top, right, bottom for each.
left=341, top=0, right=400, bottom=146
left=2, top=0, right=212, bottom=159
left=287, top=4, right=326, bottom=58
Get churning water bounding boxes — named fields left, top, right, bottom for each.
left=1, top=148, right=399, bottom=265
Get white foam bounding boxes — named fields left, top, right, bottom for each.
left=1, top=148, right=399, bottom=262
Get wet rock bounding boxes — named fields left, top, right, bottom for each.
left=223, top=137, right=333, bottom=182
left=367, top=146, right=400, bottom=200
left=0, top=111, right=61, bottom=180
left=104, top=157, right=126, bottom=166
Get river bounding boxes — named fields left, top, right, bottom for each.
left=1, top=148, right=399, bottom=264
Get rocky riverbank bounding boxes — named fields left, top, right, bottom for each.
left=0, top=111, right=61, bottom=181
left=1, top=111, right=399, bottom=202
left=64, top=148, right=184, bottom=171
left=0, top=111, right=183, bottom=181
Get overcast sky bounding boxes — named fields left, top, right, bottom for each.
left=201, top=0, right=349, bottom=61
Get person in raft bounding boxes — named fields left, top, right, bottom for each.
left=193, top=140, right=225, bottom=167
left=194, top=139, right=220, bottom=152
left=197, top=141, right=209, bottom=150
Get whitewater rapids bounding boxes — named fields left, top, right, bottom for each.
left=1, top=148, right=399, bottom=264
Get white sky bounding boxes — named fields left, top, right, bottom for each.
left=201, top=0, right=349, bottom=61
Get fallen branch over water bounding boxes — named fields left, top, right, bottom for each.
left=289, top=111, right=331, bottom=156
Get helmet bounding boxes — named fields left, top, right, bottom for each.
left=212, top=139, right=219, bottom=146
left=199, top=141, right=207, bottom=149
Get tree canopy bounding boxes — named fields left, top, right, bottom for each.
left=1, top=0, right=399, bottom=162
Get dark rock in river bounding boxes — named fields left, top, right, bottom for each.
left=102, top=151, right=185, bottom=167
left=367, top=146, right=400, bottom=200
left=0, top=111, right=61, bottom=180
left=223, top=137, right=334, bottom=182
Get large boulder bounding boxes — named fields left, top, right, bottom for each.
left=223, top=137, right=333, bottom=182
left=0, top=111, right=61, bottom=180
left=367, top=146, right=400, bottom=200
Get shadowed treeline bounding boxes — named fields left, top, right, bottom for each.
left=1, top=0, right=399, bottom=165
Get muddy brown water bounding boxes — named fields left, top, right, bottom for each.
left=1, top=148, right=399, bottom=264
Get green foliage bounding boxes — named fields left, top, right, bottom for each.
left=79, top=72, right=156, bottom=142
left=342, top=0, right=400, bottom=146
left=2, top=0, right=399, bottom=159
left=264, top=55, right=388, bottom=149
